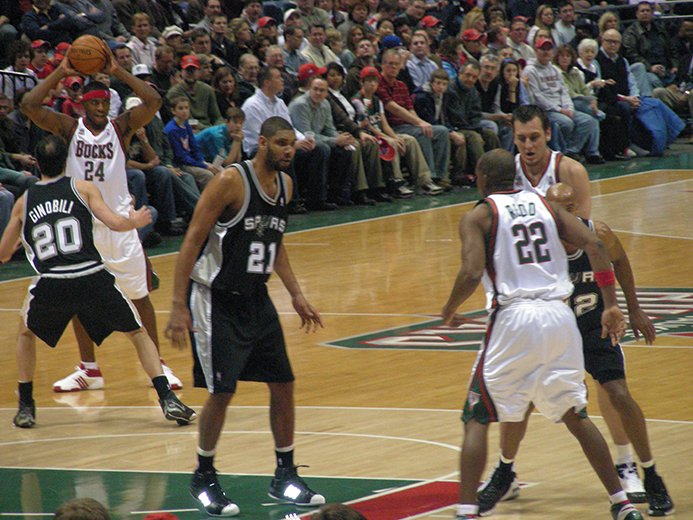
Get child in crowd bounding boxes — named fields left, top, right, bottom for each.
left=92, top=72, right=122, bottom=118
left=61, top=76, right=84, bottom=119
left=164, top=96, right=220, bottom=190
left=195, top=107, right=245, bottom=167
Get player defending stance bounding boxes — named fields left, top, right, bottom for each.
left=441, top=149, right=642, bottom=520
left=477, top=183, right=674, bottom=517
left=20, top=39, right=183, bottom=392
left=512, top=104, right=592, bottom=219
left=0, top=135, right=196, bottom=428
left=166, top=117, right=325, bottom=516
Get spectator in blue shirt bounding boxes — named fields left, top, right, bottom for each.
left=196, top=107, right=245, bottom=166
left=164, top=96, right=220, bottom=190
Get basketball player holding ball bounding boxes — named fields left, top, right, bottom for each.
left=21, top=38, right=183, bottom=393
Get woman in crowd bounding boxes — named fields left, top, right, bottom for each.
left=528, top=4, right=560, bottom=45
left=213, top=67, right=239, bottom=118
left=554, top=44, right=605, bottom=121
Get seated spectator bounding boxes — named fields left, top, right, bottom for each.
left=460, top=7, right=486, bottom=36
left=444, top=61, right=501, bottom=184
left=528, top=4, right=560, bottom=46
left=554, top=2, right=576, bottom=47
left=190, top=27, right=226, bottom=70
left=253, top=33, right=273, bottom=64
left=0, top=0, right=20, bottom=69
left=319, top=0, right=347, bottom=30
left=407, top=32, right=439, bottom=90
left=345, top=37, right=378, bottom=97
left=622, top=1, right=678, bottom=96
left=3, top=42, right=38, bottom=102
left=341, top=25, right=367, bottom=70
left=295, top=0, right=333, bottom=32
left=240, top=0, right=263, bottom=31
left=597, top=28, right=684, bottom=157
left=282, top=26, right=309, bottom=75
left=460, top=29, right=488, bottom=63
left=339, top=1, right=374, bottom=41
left=197, top=54, right=215, bottom=85
left=507, top=17, right=534, bottom=63
left=210, top=13, right=239, bottom=66
left=555, top=44, right=606, bottom=124
left=290, top=74, right=374, bottom=206
left=476, top=54, right=514, bottom=150
left=524, top=36, right=603, bottom=163
left=241, top=65, right=334, bottom=212
left=352, top=66, right=435, bottom=197
left=397, top=0, right=426, bottom=29
left=495, top=58, right=529, bottom=119
left=151, top=45, right=177, bottom=95
left=90, top=0, right=131, bottom=44
left=161, top=26, right=190, bottom=62
left=196, top=106, right=244, bottom=166
left=325, top=62, right=390, bottom=202
left=264, top=45, right=299, bottom=102
left=672, top=19, right=693, bottom=59
left=258, top=16, right=279, bottom=45
left=61, top=76, right=85, bottom=119
left=164, top=95, right=220, bottom=189
left=653, top=49, right=693, bottom=126
left=127, top=12, right=158, bottom=68
left=236, top=53, right=261, bottom=105
left=325, top=28, right=347, bottom=68
left=167, top=54, right=224, bottom=131
left=301, top=24, right=340, bottom=68
left=131, top=96, right=200, bottom=221
left=227, top=18, right=254, bottom=68
left=377, top=48, right=449, bottom=190
left=54, top=498, right=110, bottom=520
left=420, top=15, right=445, bottom=52
left=0, top=93, right=39, bottom=196
left=8, top=90, right=48, bottom=157
left=109, top=42, right=134, bottom=100
left=597, top=11, right=620, bottom=38
left=377, top=18, right=396, bottom=42
left=213, top=67, right=239, bottom=117
left=190, top=0, right=221, bottom=32
left=485, top=26, right=508, bottom=55
left=28, top=40, right=54, bottom=81
left=437, top=37, right=463, bottom=80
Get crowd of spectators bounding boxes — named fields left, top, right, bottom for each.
left=0, top=0, right=690, bottom=242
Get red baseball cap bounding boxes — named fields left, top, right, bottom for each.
left=461, top=29, right=483, bottom=42
left=534, top=36, right=554, bottom=49
left=420, top=15, right=442, bottom=28
left=359, top=66, right=381, bottom=82
left=297, top=63, right=326, bottom=82
left=65, top=76, right=83, bottom=89
left=258, top=16, right=277, bottom=27
left=181, top=54, right=201, bottom=69
left=31, top=40, right=51, bottom=50
left=377, top=136, right=395, bottom=161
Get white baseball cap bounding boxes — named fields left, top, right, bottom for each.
left=125, top=96, right=143, bottom=110
left=132, top=63, right=152, bottom=77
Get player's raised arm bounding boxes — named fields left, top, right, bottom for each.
left=0, top=195, right=25, bottom=263
left=20, top=57, right=78, bottom=139
left=165, top=168, right=243, bottom=348
left=441, top=204, right=490, bottom=325
left=595, top=220, right=656, bottom=345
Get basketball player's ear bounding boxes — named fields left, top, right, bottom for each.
left=258, top=135, right=267, bottom=150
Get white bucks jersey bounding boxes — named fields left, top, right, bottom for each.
left=66, top=118, right=131, bottom=219
left=514, top=150, right=562, bottom=195
left=481, top=190, right=573, bottom=307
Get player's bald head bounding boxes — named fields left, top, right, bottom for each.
left=476, top=149, right=515, bottom=195
left=546, top=182, right=577, bottom=214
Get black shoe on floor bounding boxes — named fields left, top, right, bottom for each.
left=159, top=392, right=197, bottom=425
left=372, top=191, right=393, bottom=202
left=13, top=402, right=35, bottom=428
left=190, top=469, right=240, bottom=517
left=288, top=200, right=308, bottom=214
left=268, top=466, right=326, bottom=506
left=353, top=191, right=376, bottom=206
left=644, top=471, right=675, bottom=516
left=477, top=464, right=519, bottom=515
left=586, top=154, right=606, bottom=164
left=306, top=201, right=338, bottom=211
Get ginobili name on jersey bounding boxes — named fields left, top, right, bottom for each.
left=28, top=199, right=75, bottom=224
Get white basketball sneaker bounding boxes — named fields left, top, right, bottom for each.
left=161, top=360, right=183, bottom=390
left=616, top=462, right=647, bottom=503
left=53, top=364, right=104, bottom=392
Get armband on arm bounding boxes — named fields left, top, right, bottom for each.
left=594, top=270, right=616, bottom=288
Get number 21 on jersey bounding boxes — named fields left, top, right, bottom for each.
left=247, top=241, right=277, bottom=274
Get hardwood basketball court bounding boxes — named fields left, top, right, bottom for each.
left=0, top=169, right=691, bottom=519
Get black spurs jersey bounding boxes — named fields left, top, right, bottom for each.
left=22, top=177, right=102, bottom=277
left=191, top=160, right=288, bottom=295
left=567, top=218, right=603, bottom=333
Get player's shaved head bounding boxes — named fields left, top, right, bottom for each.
left=546, top=182, right=577, bottom=214
left=476, top=148, right=515, bottom=195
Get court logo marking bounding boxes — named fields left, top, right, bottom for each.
left=325, top=288, right=693, bottom=351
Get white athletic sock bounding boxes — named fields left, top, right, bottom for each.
left=500, top=454, right=514, bottom=465
left=197, top=447, right=216, bottom=457
left=82, top=361, right=99, bottom=371
left=609, top=491, right=628, bottom=505
left=275, top=445, right=294, bottom=453
left=615, top=443, right=633, bottom=465
left=456, top=504, right=479, bottom=516
left=641, top=459, right=655, bottom=469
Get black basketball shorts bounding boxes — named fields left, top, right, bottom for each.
left=189, top=282, right=295, bottom=394
left=23, top=268, right=142, bottom=347
left=582, top=327, right=626, bottom=384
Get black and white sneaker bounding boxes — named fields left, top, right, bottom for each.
left=477, top=464, right=519, bottom=515
left=190, top=469, right=240, bottom=517
left=616, top=462, right=647, bottom=503
left=268, top=466, right=325, bottom=506
left=159, top=392, right=197, bottom=425
left=13, top=402, right=36, bottom=428
left=644, top=471, right=675, bottom=516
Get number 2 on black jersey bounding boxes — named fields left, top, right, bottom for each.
left=247, top=241, right=277, bottom=274
left=511, top=221, right=552, bottom=265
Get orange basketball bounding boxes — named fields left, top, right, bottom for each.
left=68, top=35, right=108, bottom=75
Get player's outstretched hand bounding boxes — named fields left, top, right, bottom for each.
left=629, top=307, right=656, bottom=345
left=601, top=305, right=627, bottom=346
left=165, top=302, right=196, bottom=349
left=292, top=294, right=323, bottom=333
